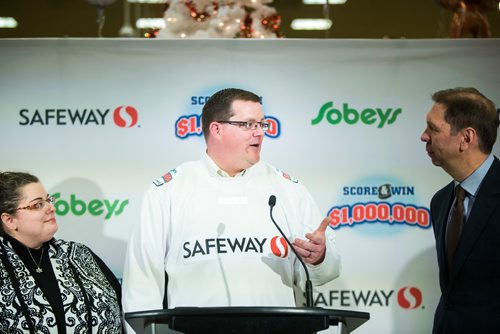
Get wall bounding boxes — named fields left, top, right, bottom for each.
left=1, top=38, right=499, bottom=333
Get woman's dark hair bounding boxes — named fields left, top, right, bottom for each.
left=0, top=171, right=39, bottom=215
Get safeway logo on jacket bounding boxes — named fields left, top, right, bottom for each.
left=270, top=236, right=288, bottom=258
left=182, top=236, right=289, bottom=259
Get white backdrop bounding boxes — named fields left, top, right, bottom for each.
left=1, top=38, right=499, bottom=334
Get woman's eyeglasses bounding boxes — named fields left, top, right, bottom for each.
left=16, top=196, right=56, bottom=211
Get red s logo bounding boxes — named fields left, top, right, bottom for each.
left=114, top=105, right=138, bottom=128
left=397, top=286, right=422, bottom=309
left=270, top=236, right=288, bottom=258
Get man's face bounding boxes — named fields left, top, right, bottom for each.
left=220, top=99, right=265, bottom=172
left=421, top=103, right=462, bottom=169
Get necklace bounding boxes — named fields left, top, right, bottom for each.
left=27, top=246, right=44, bottom=273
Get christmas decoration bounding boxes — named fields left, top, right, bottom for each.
left=145, top=29, right=161, bottom=38
left=436, top=0, right=497, bottom=38
left=157, top=0, right=283, bottom=38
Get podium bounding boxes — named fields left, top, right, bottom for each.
left=125, top=307, right=369, bottom=334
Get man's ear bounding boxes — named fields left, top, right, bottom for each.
left=460, top=127, right=476, bottom=150
left=209, top=122, right=222, bottom=137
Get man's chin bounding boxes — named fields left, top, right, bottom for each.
left=430, top=158, right=442, bottom=167
left=246, top=157, right=260, bottom=168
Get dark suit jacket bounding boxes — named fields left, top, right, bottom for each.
left=431, top=157, right=500, bottom=334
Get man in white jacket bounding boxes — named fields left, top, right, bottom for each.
left=122, top=88, right=341, bottom=326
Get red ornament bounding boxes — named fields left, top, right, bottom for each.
left=184, top=0, right=211, bottom=22
left=238, top=10, right=254, bottom=38
left=261, top=14, right=283, bottom=38
left=144, top=29, right=160, bottom=38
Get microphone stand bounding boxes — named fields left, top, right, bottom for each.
left=268, top=195, right=314, bottom=308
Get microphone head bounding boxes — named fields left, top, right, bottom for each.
left=268, top=195, right=276, bottom=207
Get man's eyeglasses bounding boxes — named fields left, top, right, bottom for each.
left=217, top=120, right=270, bottom=131
left=16, top=196, right=56, bottom=211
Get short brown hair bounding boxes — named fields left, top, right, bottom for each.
left=201, top=88, right=261, bottom=140
left=432, top=87, right=498, bottom=154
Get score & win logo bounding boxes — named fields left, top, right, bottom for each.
left=328, top=183, right=431, bottom=230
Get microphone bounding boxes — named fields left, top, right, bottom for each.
left=268, top=195, right=314, bottom=308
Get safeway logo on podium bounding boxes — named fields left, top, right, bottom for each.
left=315, top=286, right=424, bottom=310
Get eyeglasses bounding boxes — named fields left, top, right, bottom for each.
left=16, top=196, right=56, bottom=211
left=217, top=120, right=270, bottom=131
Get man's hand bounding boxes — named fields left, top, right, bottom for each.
left=292, top=216, right=331, bottom=265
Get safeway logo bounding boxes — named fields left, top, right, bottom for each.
left=18, top=106, right=140, bottom=128
left=114, top=105, right=139, bottom=128
left=270, top=236, right=288, bottom=258
left=315, top=286, right=423, bottom=310
left=397, top=286, right=422, bottom=309
left=181, top=236, right=290, bottom=260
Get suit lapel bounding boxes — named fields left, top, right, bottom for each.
left=449, top=158, right=500, bottom=283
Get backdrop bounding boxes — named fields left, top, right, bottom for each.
left=1, top=38, right=499, bottom=334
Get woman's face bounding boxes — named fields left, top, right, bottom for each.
left=8, top=182, right=58, bottom=248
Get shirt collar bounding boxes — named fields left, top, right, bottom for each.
left=203, top=151, right=247, bottom=178
left=455, top=154, right=494, bottom=197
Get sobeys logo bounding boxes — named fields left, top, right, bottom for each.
left=312, top=102, right=402, bottom=128
left=52, top=193, right=129, bottom=219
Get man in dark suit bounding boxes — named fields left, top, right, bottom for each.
left=421, top=87, right=500, bottom=333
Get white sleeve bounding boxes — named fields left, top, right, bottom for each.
left=294, top=185, right=341, bottom=288
left=122, top=184, right=169, bottom=317
left=308, top=228, right=341, bottom=286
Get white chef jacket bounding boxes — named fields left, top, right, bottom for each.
left=122, top=154, right=340, bottom=317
